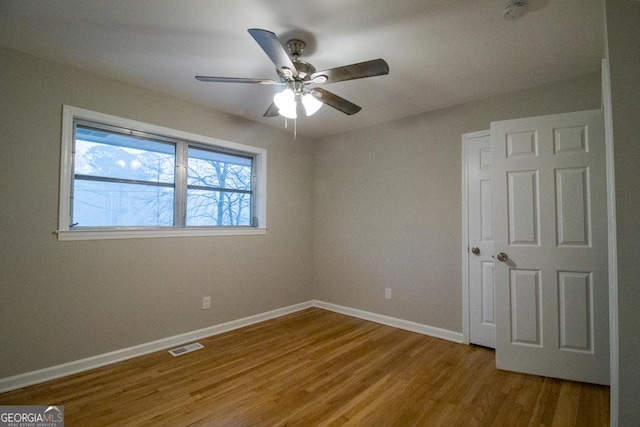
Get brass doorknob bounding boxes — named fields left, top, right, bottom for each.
left=471, top=247, right=480, bottom=255
left=497, top=252, right=509, bottom=262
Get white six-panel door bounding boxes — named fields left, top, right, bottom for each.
left=464, top=131, right=496, bottom=348
left=491, top=110, right=609, bottom=385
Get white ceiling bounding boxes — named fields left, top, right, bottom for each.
left=0, top=0, right=604, bottom=139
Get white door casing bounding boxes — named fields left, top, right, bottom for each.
left=491, top=110, right=609, bottom=385
left=463, top=131, right=496, bottom=348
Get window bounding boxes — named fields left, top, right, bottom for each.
left=58, top=106, right=266, bottom=241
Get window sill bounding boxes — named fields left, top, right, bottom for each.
left=55, top=227, right=267, bottom=241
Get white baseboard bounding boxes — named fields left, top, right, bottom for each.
left=0, top=301, right=313, bottom=393
left=312, top=300, right=464, bottom=343
left=0, top=300, right=462, bottom=393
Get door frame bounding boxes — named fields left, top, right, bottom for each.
left=602, top=57, right=619, bottom=425
left=461, top=130, right=490, bottom=345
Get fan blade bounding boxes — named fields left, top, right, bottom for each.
left=311, top=59, right=389, bottom=84
left=312, top=88, right=361, bottom=115
left=263, top=102, right=280, bottom=117
left=195, top=76, right=278, bottom=84
left=248, top=29, right=298, bottom=78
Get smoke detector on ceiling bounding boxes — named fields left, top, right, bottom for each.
left=503, top=0, right=529, bottom=20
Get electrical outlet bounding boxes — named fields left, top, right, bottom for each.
left=202, top=296, right=211, bottom=310
left=385, top=288, right=392, bottom=300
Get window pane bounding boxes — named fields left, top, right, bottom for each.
left=187, top=147, right=252, bottom=190
left=73, top=180, right=174, bottom=227
left=186, top=190, right=251, bottom=226
left=73, top=125, right=176, bottom=227
left=186, top=146, right=253, bottom=227
left=75, top=127, right=175, bottom=184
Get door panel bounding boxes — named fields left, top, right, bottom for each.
left=555, top=167, right=590, bottom=246
left=509, top=269, right=541, bottom=346
left=507, top=170, right=539, bottom=245
left=480, top=180, right=493, bottom=242
left=492, top=109, right=609, bottom=385
left=481, top=261, right=495, bottom=326
left=558, top=271, right=592, bottom=351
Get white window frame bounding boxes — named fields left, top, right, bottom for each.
left=57, top=105, right=267, bottom=241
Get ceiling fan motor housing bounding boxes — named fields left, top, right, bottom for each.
left=292, top=60, right=316, bottom=79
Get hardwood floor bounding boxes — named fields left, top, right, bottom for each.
left=0, top=308, right=609, bottom=426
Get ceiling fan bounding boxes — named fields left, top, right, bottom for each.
left=196, top=29, right=390, bottom=120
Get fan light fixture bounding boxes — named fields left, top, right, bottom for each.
left=273, top=86, right=323, bottom=119
left=302, top=92, right=322, bottom=115
left=273, top=87, right=297, bottom=118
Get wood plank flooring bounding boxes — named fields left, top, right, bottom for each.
left=0, top=308, right=609, bottom=426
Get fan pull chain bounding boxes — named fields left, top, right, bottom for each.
left=282, top=117, right=297, bottom=139
left=284, top=117, right=298, bottom=139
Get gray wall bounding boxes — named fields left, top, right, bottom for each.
left=605, top=1, right=640, bottom=424
left=0, top=46, right=315, bottom=378
left=313, top=73, right=602, bottom=332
